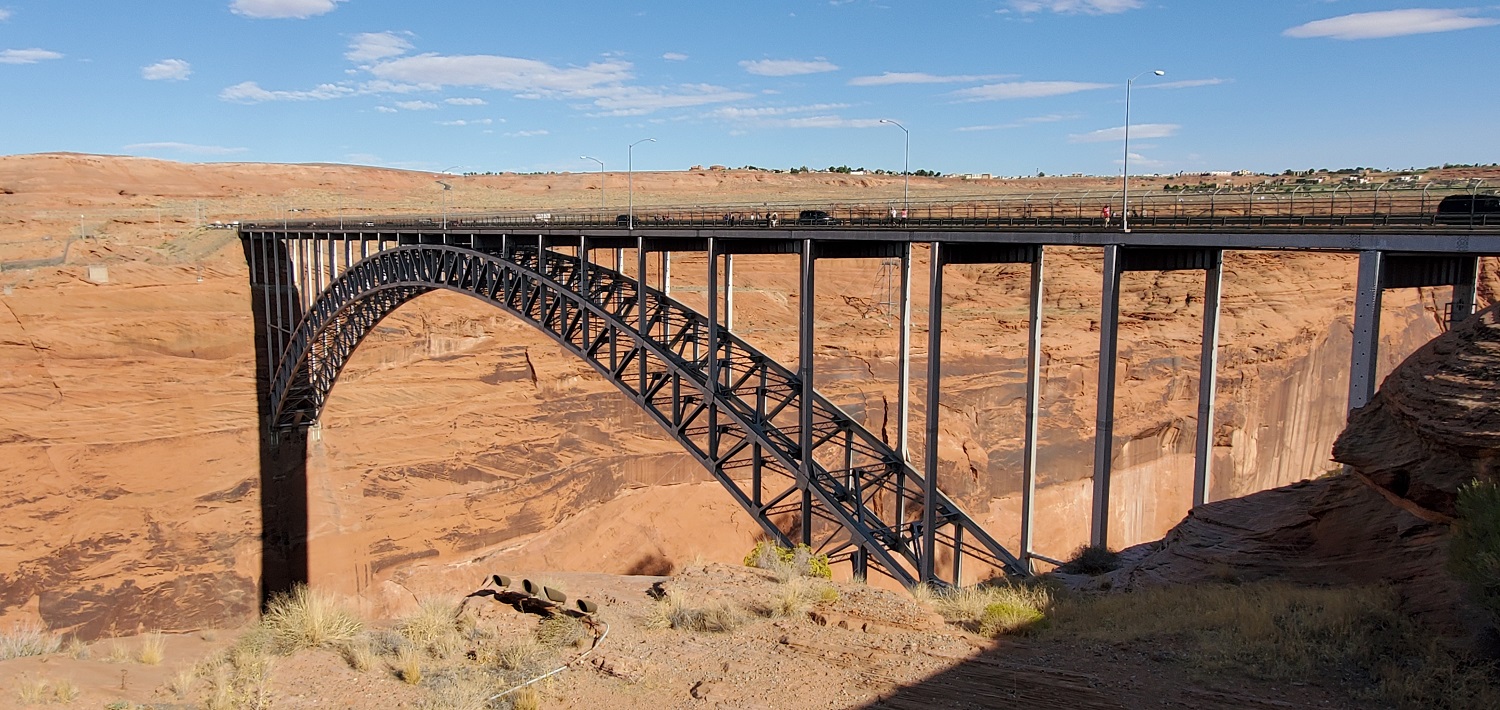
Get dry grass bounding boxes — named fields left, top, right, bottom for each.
left=137, top=631, right=166, bottom=665
left=1046, top=582, right=1500, bottom=708
left=340, top=636, right=377, bottom=672
left=534, top=614, right=588, bottom=649
left=262, top=583, right=363, bottom=653
left=512, top=687, right=542, bottom=710
left=920, top=583, right=1051, bottom=637
left=647, top=593, right=743, bottom=633
left=15, top=675, right=78, bottom=705
left=395, top=645, right=424, bottom=685
left=0, top=622, right=61, bottom=660
left=63, top=635, right=89, bottom=660
left=104, top=639, right=133, bottom=663
left=766, top=578, right=837, bottom=619
left=399, top=598, right=465, bottom=659
left=168, top=666, right=199, bottom=700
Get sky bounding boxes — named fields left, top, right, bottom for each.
left=1, top=1, right=1497, bottom=177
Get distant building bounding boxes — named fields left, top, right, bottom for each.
left=956, top=173, right=993, bottom=180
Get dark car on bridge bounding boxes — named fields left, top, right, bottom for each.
left=1437, top=194, right=1500, bottom=224
left=796, top=210, right=840, bottom=226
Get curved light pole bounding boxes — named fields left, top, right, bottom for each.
left=627, top=138, right=656, bottom=230
left=879, top=119, right=910, bottom=216
left=1122, top=70, right=1164, bottom=233
left=435, top=180, right=452, bottom=229
left=580, top=155, right=605, bottom=213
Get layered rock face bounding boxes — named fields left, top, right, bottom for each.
left=0, top=154, right=1472, bottom=634
left=1112, top=302, right=1500, bottom=634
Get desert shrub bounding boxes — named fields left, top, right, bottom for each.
left=744, top=542, right=832, bottom=581
left=0, top=621, right=61, bottom=660
left=1047, top=581, right=1500, bottom=707
left=137, top=631, right=166, bottom=665
left=1058, top=544, right=1120, bottom=575
left=339, top=637, right=377, bottom=672
left=168, top=666, right=199, bottom=700
left=399, top=598, right=465, bottom=658
left=495, top=639, right=549, bottom=675
left=395, top=645, right=423, bottom=685
left=15, top=675, right=77, bottom=705
left=1450, top=479, right=1500, bottom=627
left=922, top=583, right=1051, bottom=636
left=534, top=614, right=588, bottom=649
left=647, top=593, right=743, bottom=633
left=261, top=583, right=363, bottom=653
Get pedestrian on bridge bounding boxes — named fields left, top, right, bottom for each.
left=1101, top=204, right=1113, bottom=228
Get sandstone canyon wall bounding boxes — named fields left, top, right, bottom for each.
left=0, top=154, right=1480, bottom=633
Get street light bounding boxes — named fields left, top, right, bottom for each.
left=1122, top=70, right=1164, bottom=233
left=581, top=155, right=605, bottom=213
left=879, top=119, right=910, bottom=217
left=627, top=138, right=656, bottom=230
left=435, top=180, right=452, bottom=229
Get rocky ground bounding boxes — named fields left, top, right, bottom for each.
left=0, top=561, right=1409, bottom=709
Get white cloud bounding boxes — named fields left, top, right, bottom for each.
left=1284, top=9, right=1498, bottom=40
left=123, top=142, right=249, bottom=155
left=1008, top=0, right=1141, bottom=14
left=444, top=97, right=486, bottom=105
left=0, top=10, right=11, bottom=21
left=371, top=53, right=634, bottom=94
left=1138, top=78, right=1226, bottom=90
left=230, top=0, right=345, bottom=19
left=439, top=118, right=493, bottom=126
left=0, top=48, right=63, bottom=64
left=394, top=100, right=438, bottom=110
left=219, top=80, right=355, bottom=102
left=707, top=103, right=852, bottom=120
left=142, top=59, right=192, bottom=81
left=1069, top=123, right=1179, bottom=143
left=955, top=113, right=1079, bottom=131
left=662, top=52, right=688, bottom=61
left=849, top=71, right=1012, bottom=86
left=505, top=129, right=549, bottom=137
left=346, top=32, right=413, bottom=62
left=767, top=115, right=886, bottom=129
left=374, top=106, right=398, bottom=113
left=739, top=58, right=839, bottom=77
left=952, top=80, right=1111, bottom=101
left=585, top=84, right=754, bottom=116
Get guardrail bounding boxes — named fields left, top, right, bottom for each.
left=240, top=185, right=1500, bottom=232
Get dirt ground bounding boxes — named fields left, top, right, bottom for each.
left=0, top=564, right=1385, bottom=709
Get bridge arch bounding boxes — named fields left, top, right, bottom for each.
left=266, top=243, right=1022, bottom=587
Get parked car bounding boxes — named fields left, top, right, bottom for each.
left=615, top=214, right=631, bottom=226
left=796, top=210, right=839, bottom=226
left=1437, top=194, right=1500, bottom=223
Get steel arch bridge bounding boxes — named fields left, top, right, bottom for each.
left=260, top=241, right=1024, bottom=588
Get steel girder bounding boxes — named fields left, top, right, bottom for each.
left=266, top=243, right=1025, bottom=586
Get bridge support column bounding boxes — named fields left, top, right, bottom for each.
left=725, top=255, right=735, bottom=331
left=1091, top=244, right=1122, bottom=549
left=660, top=251, right=671, bottom=295
left=893, top=242, right=913, bottom=544
left=637, top=236, right=649, bottom=396
left=1019, top=248, right=1044, bottom=573
left=1192, top=250, right=1223, bottom=507
left=799, top=239, right=816, bottom=546
left=707, top=239, right=720, bottom=462
left=921, top=241, right=945, bottom=583
left=1348, top=250, right=1384, bottom=412
left=1451, top=256, right=1479, bottom=328
left=579, top=236, right=591, bottom=356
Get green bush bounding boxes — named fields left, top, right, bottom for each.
left=743, top=542, right=832, bottom=580
left=1450, top=479, right=1500, bottom=627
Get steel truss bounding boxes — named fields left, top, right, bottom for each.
left=264, top=243, right=1024, bottom=587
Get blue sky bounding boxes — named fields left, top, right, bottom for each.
left=1, top=1, right=1497, bottom=176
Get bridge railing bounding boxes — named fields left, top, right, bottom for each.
left=242, top=184, right=1498, bottom=232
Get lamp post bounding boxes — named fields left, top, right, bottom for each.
left=628, top=138, right=655, bottom=230
left=435, top=180, right=452, bottom=229
left=879, top=119, right=910, bottom=217
left=1122, top=70, right=1164, bottom=233
left=581, top=155, right=605, bottom=214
